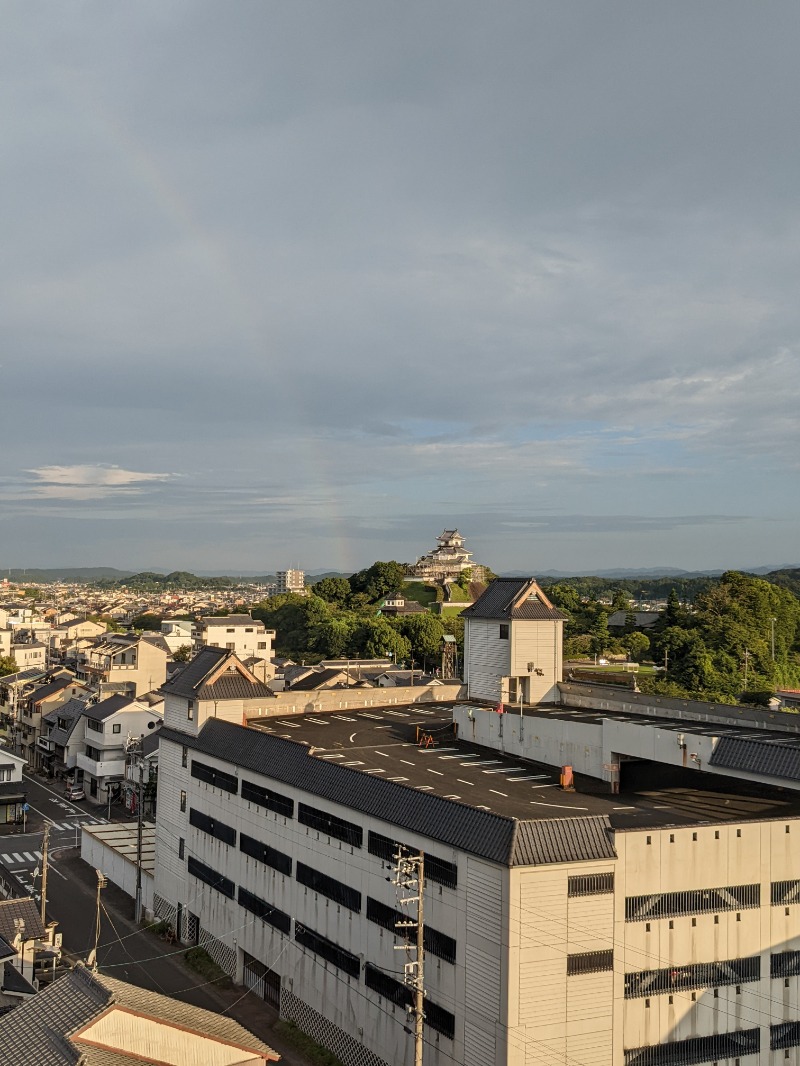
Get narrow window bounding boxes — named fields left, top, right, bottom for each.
left=179, top=838, right=185, bottom=859
left=187, top=699, right=194, bottom=721
left=181, top=746, right=188, bottom=768
left=499, top=624, right=509, bottom=640
left=180, top=790, right=186, bottom=812
left=692, top=832, right=697, bottom=842
left=736, top=828, right=742, bottom=838
left=714, top=830, right=720, bottom=840
left=669, top=834, right=675, bottom=843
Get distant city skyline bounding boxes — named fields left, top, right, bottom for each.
left=1, top=4, right=798, bottom=573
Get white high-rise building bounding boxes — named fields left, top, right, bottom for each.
left=275, top=569, right=305, bottom=595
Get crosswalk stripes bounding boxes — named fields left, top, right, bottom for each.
left=45, top=818, right=108, bottom=831
left=1, top=851, right=42, bottom=866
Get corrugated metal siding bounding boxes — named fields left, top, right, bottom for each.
left=466, top=619, right=510, bottom=702
left=463, top=1019, right=496, bottom=1066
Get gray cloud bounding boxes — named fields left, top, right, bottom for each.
left=0, top=1, right=798, bottom=570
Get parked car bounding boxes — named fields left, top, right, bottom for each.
left=64, top=783, right=85, bottom=801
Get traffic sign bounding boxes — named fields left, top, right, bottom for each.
left=21, top=803, right=29, bottom=812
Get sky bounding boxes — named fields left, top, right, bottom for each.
left=1, top=1, right=799, bottom=575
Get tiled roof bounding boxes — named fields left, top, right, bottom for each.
left=27, top=678, right=73, bottom=705
left=510, top=815, right=615, bottom=865
left=195, top=674, right=275, bottom=701
left=709, top=736, right=800, bottom=782
left=160, top=646, right=229, bottom=697
left=288, top=668, right=347, bottom=691
left=84, top=694, right=135, bottom=721
left=0, top=898, right=46, bottom=943
left=42, top=699, right=86, bottom=745
left=461, top=577, right=566, bottom=622
left=2, top=961, right=36, bottom=996
left=162, top=719, right=616, bottom=868
left=0, top=963, right=278, bottom=1064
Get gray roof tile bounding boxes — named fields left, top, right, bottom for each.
left=461, top=577, right=566, bottom=622
left=709, top=736, right=800, bottom=781
left=160, top=646, right=229, bottom=697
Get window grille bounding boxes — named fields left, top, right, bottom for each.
left=568, top=873, right=614, bottom=897
left=241, top=779, right=294, bottom=818
left=772, top=952, right=800, bottom=979
left=625, top=1027, right=760, bottom=1066
left=240, top=833, right=292, bottom=876
left=298, top=803, right=362, bottom=847
left=368, top=832, right=457, bottom=889
left=625, top=956, right=759, bottom=998
left=191, top=759, right=238, bottom=794
left=364, top=964, right=456, bottom=1039
left=366, top=897, right=456, bottom=963
left=772, top=880, right=800, bottom=906
left=189, top=808, right=236, bottom=846
left=294, top=923, right=360, bottom=978
left=187, top=856, right=234, bottom=899
left=625, top=883, right=759, bottom=922
left=567, top=950, right=613, bottom=975
left=296, top=862, right=361, bottom=912
left=771, top=1021, right=800, bottom=1051
left=237, top=887, right=291, bottom=934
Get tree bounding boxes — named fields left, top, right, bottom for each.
left=0, top=656, right=17, bottom=678
left=313, top=577, right=351, bottom=608
left=349, top=561, right=407, bottom=602
left=132, top=612, right=163, bottom=631
left=590, top=612, right=610, bottom=657
left=611, top=589, right=630, bottom=612
left=624, top=608, right=638, bottom=634
left=622, top=631, right=650, bottom=662
left=351, top=618, right=411, bottom=662
left=664, top=587, right=683, bottom=628
left=391, top=614, right=446, bottom=669
left=172, top=645, right=193, bottom=662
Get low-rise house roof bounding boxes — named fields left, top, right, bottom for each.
left=461, top=577, right=566, bottom=622
left=162, top=647, right=275, bottom=701
left=0, top=962, right=278, bottom=1064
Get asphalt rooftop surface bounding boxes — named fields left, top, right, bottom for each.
left=250, top=703, right=800, bottom=829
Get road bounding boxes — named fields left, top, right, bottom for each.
left=0, top=773, right=311, bottom=1063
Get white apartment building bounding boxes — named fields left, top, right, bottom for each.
left=276, top=570, right=305, bottom=595
left=192, top=615, right=274, bottom=671
left=81, top=633, right=168, bottom=697
left=150, top=581, right=800, bottom=1066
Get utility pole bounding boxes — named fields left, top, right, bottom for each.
left=88, top=869, right=108, bottom=969
left=392, top=847, right=425, bottom=1066
left=135, top=755, right=144, bottom=924
left=40, top=823, right=50, bottom=926
left=771, top=617, right=777, bottom=662
left=743, top=648, right=750, bottom=689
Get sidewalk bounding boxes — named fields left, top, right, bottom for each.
left=51, top=850, right=315, bottom=1066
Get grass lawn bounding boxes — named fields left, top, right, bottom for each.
left=402, top=580, right=439, bottom=608
left=445, top=584, right=471, bottom=602
left=569, top=662, right=659, bottom=676
left=438, top=603, right=467, bottom=615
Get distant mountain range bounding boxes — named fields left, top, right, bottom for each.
left=1, top=564, right=797, bottom=585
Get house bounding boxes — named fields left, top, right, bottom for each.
left=74, top=694, right=163, bottom=804
left=39, top=698, right=88, bottom=781
left=607, top=610, right=662, bottom=631
left=0, top=629, right=11, bottom=660
left=159, top=618, right=193, bottom=654
left=0, top=962, right=278, bottom=1063
left=9, top=643, right=47, bottom=672
left=377, top=591, right=428, bottom=617
left=286, top=667, right=350, bottom=691
left=461, top=576, right=566, bottom=704
left=48, top=618, right=106, bottom=660
left=81, top=633, right=169, bottom=697
left=16, top=675, right=91, bottom=769
left=0, top=749, right=26, bottom=825
left=192, top=615, right=275, bottom=676
left=0, top=897, right=60, bottom=1006
left=276, top=569, right=305, bottom=594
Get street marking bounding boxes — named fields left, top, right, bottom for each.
left=416, top=785, right=434, bottom=791
left=489, top=790, right=508, bottom=797
left=456, top=779, right=474, bottom=786
left=444, top=794, right=461, bottom=799
left=358, top=713, right=383, bottom=719
left=306, top=717, right=330, bottom=725
left=374, top=751, right=390, bottom=758
left=332, top=715, right=356, bottom=721
left=418, top=747, right=457, bottom=754
left=507, top=775, right=549, bottom=781
left=530, top=800, right=589, bottom=811
left=427, top=769, right=444, bottom=776
left=276, top=720, right=301, bottom=727
left=23, top=853, right=37, bottom=862
left=319, top=754, right=344, bottom=759
left=342, top=760, right=364, bottom=766
left=364, top=768, right=386, bottom=774
left=387, top=776, right=408, bottom=782
left=384, top=710, right=410, bottom=717
left=11, top=854, right=24, bottom=864
left=400, top=760, right=416, bottom=766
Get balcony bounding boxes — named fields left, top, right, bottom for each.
left=37, top=737, right=54, bottom=753
left=76, top=752, right=126, bottom=779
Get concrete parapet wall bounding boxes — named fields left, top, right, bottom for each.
left=558, top=681, right=800, bottom=733
left=247, top=682, right=465, bottom=719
